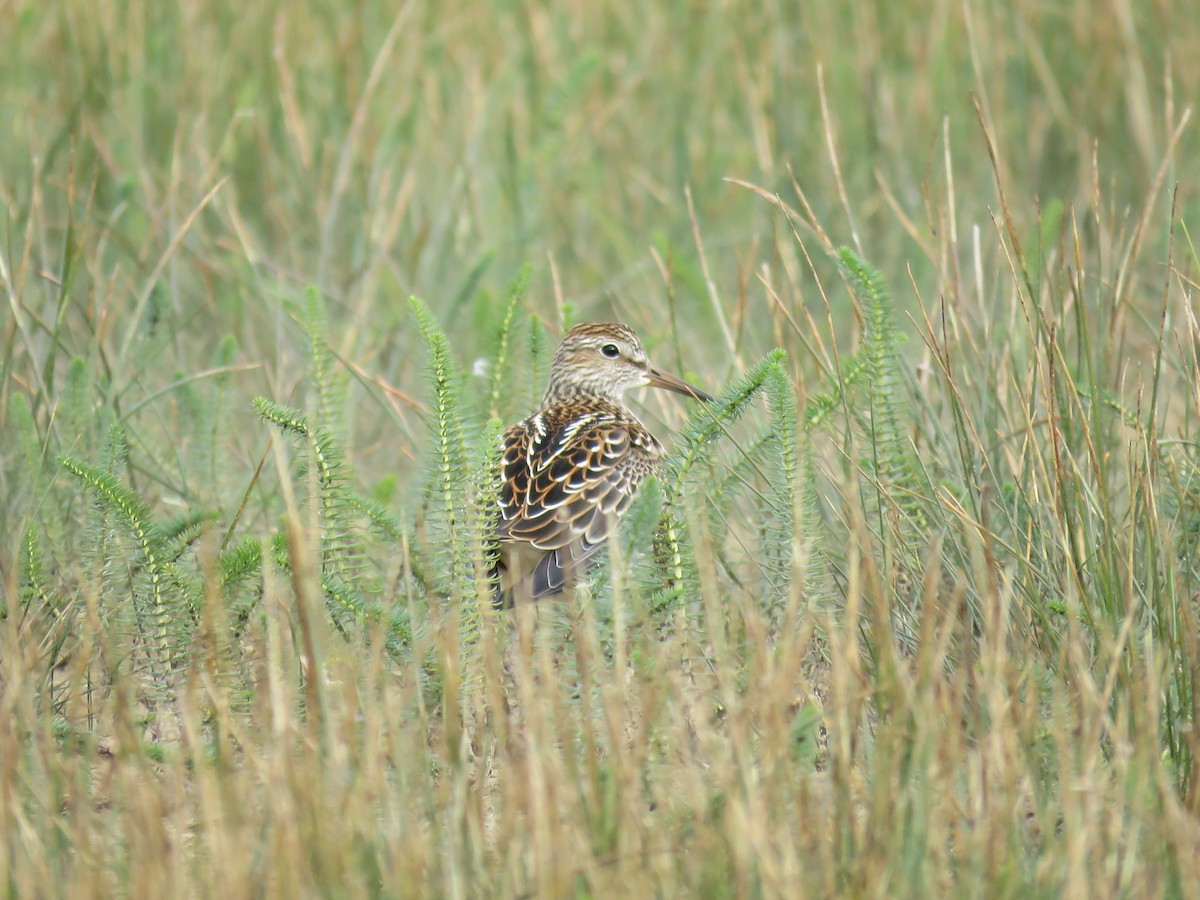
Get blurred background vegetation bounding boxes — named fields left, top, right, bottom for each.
left=3, top=0, right=1195, bottom=491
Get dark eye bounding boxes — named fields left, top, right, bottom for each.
left=600, top=343, right=620, bottom=359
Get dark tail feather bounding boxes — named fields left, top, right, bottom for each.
left=491, top=539, right=606, bottom=609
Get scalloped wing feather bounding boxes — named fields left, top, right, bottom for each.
left=493, top=404, right=662, bottom=604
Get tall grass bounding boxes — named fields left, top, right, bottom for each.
left=3, top=0, right=1200, bottom=895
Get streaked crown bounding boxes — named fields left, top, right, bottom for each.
left=542, top=323, right=652, bottom=405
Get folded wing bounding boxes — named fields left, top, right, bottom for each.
left=494, top=410, right=654, bottom=603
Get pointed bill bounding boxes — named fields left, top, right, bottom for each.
left=645, top=365, right=714, bottom=403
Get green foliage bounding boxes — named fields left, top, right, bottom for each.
left=759, top=355, right=800, bottom=612
left=302, top=288, right=346, bottom=439
left=457, top=416, right=506, bottom=700
left=59, top=426, right=198, bottom=687
left=252, top=398, right=342, bottom=489
left=186, top=335, right=238, bottom=496
left=16, top=526, right=54, bottom=619
left=837, top=247, right=928, bottom=529
left=836, top=249, right=930, bottom=645
left=252, top=395, right=397, bottom=640
left=803, top=351, right=869, bottom=430
left=621, top=476, right=664, bottom=579
left=527, top=315, right=550, bottom=411
left=60, top=356, right=96, bottom=455
left=485, top=267, right=530, bottom=418
left=9, top=390, right=46, bottom=506
left=794, top=443, right=831, bottom=608
left=405, top=285, right=533, bottom=590
left=654, top=349, right=792, bottom=614
left=668, top=349, right=789, bottom=483
left=218, top=537, right=263, bottom=593
left=340, top=491, right=403, bottom=542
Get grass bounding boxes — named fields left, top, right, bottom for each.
left=3, top=0, right=1200, bottom=895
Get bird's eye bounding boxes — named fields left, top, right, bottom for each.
left=600, top=343, right=621, bottom=359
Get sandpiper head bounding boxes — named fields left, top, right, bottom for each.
left=543, top=322, right=713, bottom=406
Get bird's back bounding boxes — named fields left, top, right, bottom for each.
left=492, top=400, right=664, bottom=604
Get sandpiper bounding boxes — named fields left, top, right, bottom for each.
left=492, top=322, right=712, bottom=606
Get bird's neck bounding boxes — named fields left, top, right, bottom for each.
left=541, top=382, right=627, bottom=410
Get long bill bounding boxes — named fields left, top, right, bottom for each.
left=645, top=365, right=714, bottom=403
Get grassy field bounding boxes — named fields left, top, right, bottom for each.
left=3, top=0, right=1200, bottom=895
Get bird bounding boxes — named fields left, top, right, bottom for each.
left=491, top=322, right=713, bottom=607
